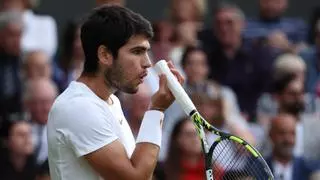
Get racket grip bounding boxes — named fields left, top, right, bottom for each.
left=153, top=60, right=196, bottom=115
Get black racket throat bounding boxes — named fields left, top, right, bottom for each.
left=189, top=109, right=197, bottom=117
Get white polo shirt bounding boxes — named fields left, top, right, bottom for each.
left=47, top=81, right=137, bottom=180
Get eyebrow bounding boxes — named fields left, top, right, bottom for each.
left=130, top=45, right=151, bottom=52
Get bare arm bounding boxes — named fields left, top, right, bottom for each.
left=85, top=140, right=159, bottom=180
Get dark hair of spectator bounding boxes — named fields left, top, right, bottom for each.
left=59, top=20, right=81, bottom=73
left=151, top=20, right=173, bottom=42
left=80, top=5, right=153, bottom=74
left=272, top=73, right=298, bottom=94
left=0, top=120, right=29, bottom=140
left=164, top=117, right=189, bottom=180
left=181, top=46, right=206, bottom=68
left=37, top=159, right=50, bottom=176
left=307, top=6, right=320, bottom=45
left=212, top=1, right=245, bottom=19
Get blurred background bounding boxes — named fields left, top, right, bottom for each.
left=1, top=0, right=320, bottom=180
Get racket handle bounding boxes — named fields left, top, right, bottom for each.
left=153, top=60, right=196, bottom=115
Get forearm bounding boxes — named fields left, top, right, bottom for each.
left=130, top=143, right=160, bottom=180
left=129, top=110, right=163, bottom=180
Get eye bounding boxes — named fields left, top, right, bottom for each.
left=132, top=49, right=143, bottom=55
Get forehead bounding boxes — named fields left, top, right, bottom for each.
left=11, top=122, right=31, bottom=134
left=274, top=116, right=296, bottom=130
left=186, top=51, right=206, bottom=63
left=122, top=35, right=150, bottom=49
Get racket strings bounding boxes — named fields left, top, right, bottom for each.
left=211, top=139, right=271, bottom=180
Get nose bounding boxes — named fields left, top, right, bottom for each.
left=142, top=54, right=152, bottom=69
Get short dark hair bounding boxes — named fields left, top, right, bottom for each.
left=272, top=73, right=297, bottom=94
left=80, top=5, right=153, bottom=74
left=212, top=1, right=245, bottom=20
left=181, top=46, right=206, bottom=68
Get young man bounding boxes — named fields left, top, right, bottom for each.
left=47, top=5, right=183, bottom=180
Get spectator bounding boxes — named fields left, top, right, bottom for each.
left=181, top=46, right=240, bottom=114
left=0, top=120, right=37, bottom=180
left=53, top=20, right=84, bottom=93
left=259, top=74, right=320, bottom=161
left=191, top=92, right=255, bottom=145
left=244, top=0, right=307, bottom=53
left=167, top=0, right=206, bottom=73
left=198, top=2, right=275, bottom=121
left=150, top=20, right=174, bottom=63
left=23, top=78, right=58, bottom=166
left=163, top=118, right=206, bottom=180
left=300, top=19, right=320, bottom=94
left=0, top=10, right=24, bottom=125
left=22, top=51, right=52, bottom=80
left=307, top=6, right=320, bottom=45
left=169, top=22, right=199, bottom=75
left=256, top=53, right=318, bottom=128
left=0, top=0, right=58, bottom=58
left=266, top=114, right=314, bottom=180
left=169, top=0, right=207, bottom=24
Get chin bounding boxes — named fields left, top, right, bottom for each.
left=122, top=86, right=139, bottom=94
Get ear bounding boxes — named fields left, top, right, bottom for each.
left=97, top=45, right=113, bottom=66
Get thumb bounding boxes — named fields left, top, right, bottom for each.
left=158, top=74, right=167, bottom=92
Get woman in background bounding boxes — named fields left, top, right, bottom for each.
left=53, top=20, right=84, bottom=93
left=0, top=120, right=37, bottom=180
left=164, top=118, right=205, bottom=180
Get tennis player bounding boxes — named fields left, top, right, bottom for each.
left=47, top=5, right=183, bottom=180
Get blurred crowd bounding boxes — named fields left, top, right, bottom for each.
left=0, top=0, right=320, bottom=179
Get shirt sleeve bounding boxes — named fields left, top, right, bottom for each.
left=65, top=99, right=118, bottom=157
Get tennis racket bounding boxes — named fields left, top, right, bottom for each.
left=154, top=60, right=274, bottom=180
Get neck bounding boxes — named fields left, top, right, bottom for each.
left=278, top=107, right=300, bottom=119
left=222, top=40, right=242, bottom=59
left=186, top=79, right=205, bottom=85
left=78, top=74, right=114, bottom=101
left=259, top=12, right=281, bottom=22
left=10, top=153, right=27, bottom=172
left=273, top=152, right=292, bottom=166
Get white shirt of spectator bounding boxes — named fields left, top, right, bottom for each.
left=47, top=81, right=136, bottom=180
left=273, top=160, right=293, bottom=180
left=32, top=123, right=48, bottom=165
left=22, top=10, right=57, bottom=58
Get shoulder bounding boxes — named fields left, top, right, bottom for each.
left=282, top=17, right=306, bottom=25
left=48, top=93, right=112, bottom=131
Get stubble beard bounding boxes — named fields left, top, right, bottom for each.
left=103, top=63, right=138, bottom=94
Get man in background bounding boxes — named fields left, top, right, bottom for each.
left=266, top=114, right=314, bottom=180
left=244, top=0, right=307, bottom=53
left=0, top=0, right=58, bottom=58
left=24, top=78, right=58, bottom=166
left=0, top=10, right=24, bottom=126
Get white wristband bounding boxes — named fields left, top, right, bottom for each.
left=136, top=110, right=164, bottom=147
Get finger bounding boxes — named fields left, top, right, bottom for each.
left=170, top=68, right=185, bottom=84
left=167, top=61, right=175, bottom=69
left=158, top=74, right=167, bottom=92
